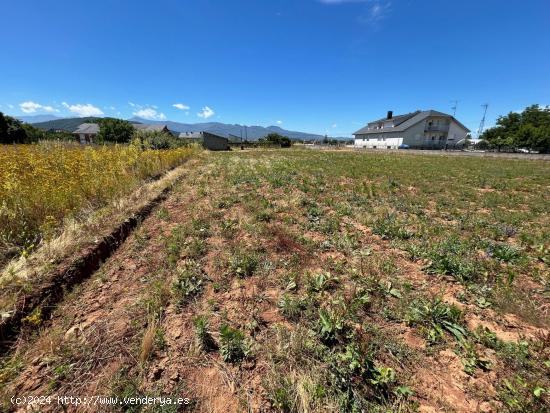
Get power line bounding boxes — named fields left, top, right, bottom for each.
left=477, top=103, right=489, bottom=137
left=450, top=100, right=459, bottom=117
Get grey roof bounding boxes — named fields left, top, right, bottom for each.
left=353, top=110, right=470, bottom=135
left=133, top=124, right=169, bottom=132
left=73, top=123, right=99, bottom=134
left=179, top=131, right=203, bottom=139
left=203, top=131, right=230, bottom=140
left=369, top=111, right=421, bottom=127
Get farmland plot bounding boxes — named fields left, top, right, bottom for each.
left=1, top=149, right=549, bottom=412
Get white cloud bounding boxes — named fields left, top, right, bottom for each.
left=133, top=107, right=167, bottom=121
left=332, top=123, right=338, bottom=128
left=128, top=101, right=137, bottom=107
left=197, top=106, right=215, bottom=119
left=276, top=120, right=283, bottom=125
left=8, top=104, right=14, bottom=109
left=19, top=101, right=58, bottom=114
left=173, top=103, right=190, bottom=111
left=62, top=102, right=104, bottom=117
left=359, top=1, right=391, bottom=24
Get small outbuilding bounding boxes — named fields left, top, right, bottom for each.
left=73, top=123, right=99, bottom=144
left=133, top=124, right=171, bottom=134
left=178, top=131, right=229, bottom=151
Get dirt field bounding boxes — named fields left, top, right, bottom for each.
left=1, top=149, right=549, bottom=412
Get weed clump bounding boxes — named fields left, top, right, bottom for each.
left=425, top=237, right=480, bottom=283
left=229, top=251, right=259, bottom=277
left=372, top=214, right=413, bottom=240
left=405, top=298, right=466, bottom=344
left=172, top=260, right=204, bottom=306
left=193, top=315, right=217, bottom=352
left=219, top=325, right=250, bottom=363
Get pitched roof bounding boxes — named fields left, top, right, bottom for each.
left=353, top=110, right=470, bottom=135
left=133, top=124, right=169, bottom=131
left=179, top=132, right=203, bottom=139
left=73, top=123, right=99, bottom=134
left=203, top=131, right=230, bottom=140
left=368, top=111, right=421, bottom=127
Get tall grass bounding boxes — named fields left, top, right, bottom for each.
left=0, top=141, right=195, bottom=257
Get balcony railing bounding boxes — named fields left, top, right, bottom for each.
left=425, top=125, right=449, bottom=132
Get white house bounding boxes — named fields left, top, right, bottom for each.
left=353, top=110, right=470, bottom=150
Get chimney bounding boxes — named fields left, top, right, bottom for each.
left=387, top=110, right=393, bottom=120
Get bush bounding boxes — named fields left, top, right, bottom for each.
left=134, top=129, right=184, bottom=150
left=97, top=118, right=134, bottom=143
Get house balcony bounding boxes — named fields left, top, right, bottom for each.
left=424, top=125, right=450, bottom=132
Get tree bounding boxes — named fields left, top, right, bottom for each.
left=0, top=112, right=36, bottom=144
left=97, top=118, right=134, bottom=143
left=475, top=140, right=490, bottom=150
left=22, top=123, right=45, bottom=142
left=0, top=113, right=7, bottom=139
left=264, top=132, right=292, bottom=147
left=481, top=105, right=550, bottom=152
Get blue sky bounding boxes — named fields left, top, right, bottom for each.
left=1, top=0, right=549, bottom=137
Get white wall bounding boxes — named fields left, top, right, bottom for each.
left=354, top=135, right=403, bottom=149
left=354, top=117, right=469, bottom=149
left=447, top=121, right=469, bottom=144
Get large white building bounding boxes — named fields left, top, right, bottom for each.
left=353, top=110, right=470, bottom=149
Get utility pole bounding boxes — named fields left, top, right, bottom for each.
left=477, top=104, right=489, bottom=137
left=451, top=100, right=459, bottom=117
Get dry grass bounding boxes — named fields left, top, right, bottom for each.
left=0, top=141, right=196, bottom=262
left=140, top=320, right=157, bottom=364
left=0, top=155, right=201, bottom=316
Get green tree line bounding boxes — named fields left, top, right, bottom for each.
left=0, top=114, right=186, bottom=149
left=0, top=112, right=74, bottom=144
left=480, top=105, right=550, bottom=153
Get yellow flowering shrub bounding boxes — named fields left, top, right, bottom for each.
left=0, top=141, right=195, bottom=254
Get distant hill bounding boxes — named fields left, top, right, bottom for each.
left=32, top=117, right=104, bottom=131
left=128, top=117, right=325, bottom=141
left=17, top=114, right=62, bottom=123
left=30, top=116, right=340, bottom=141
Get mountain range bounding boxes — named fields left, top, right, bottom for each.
left=20, top=115, right=337, bottom=141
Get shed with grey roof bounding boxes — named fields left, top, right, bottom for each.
left=178, top=131, right=229, bottom=151
left=133, top=124, right=171, bottom=133
left=73, top=123, right=100, bottom=144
